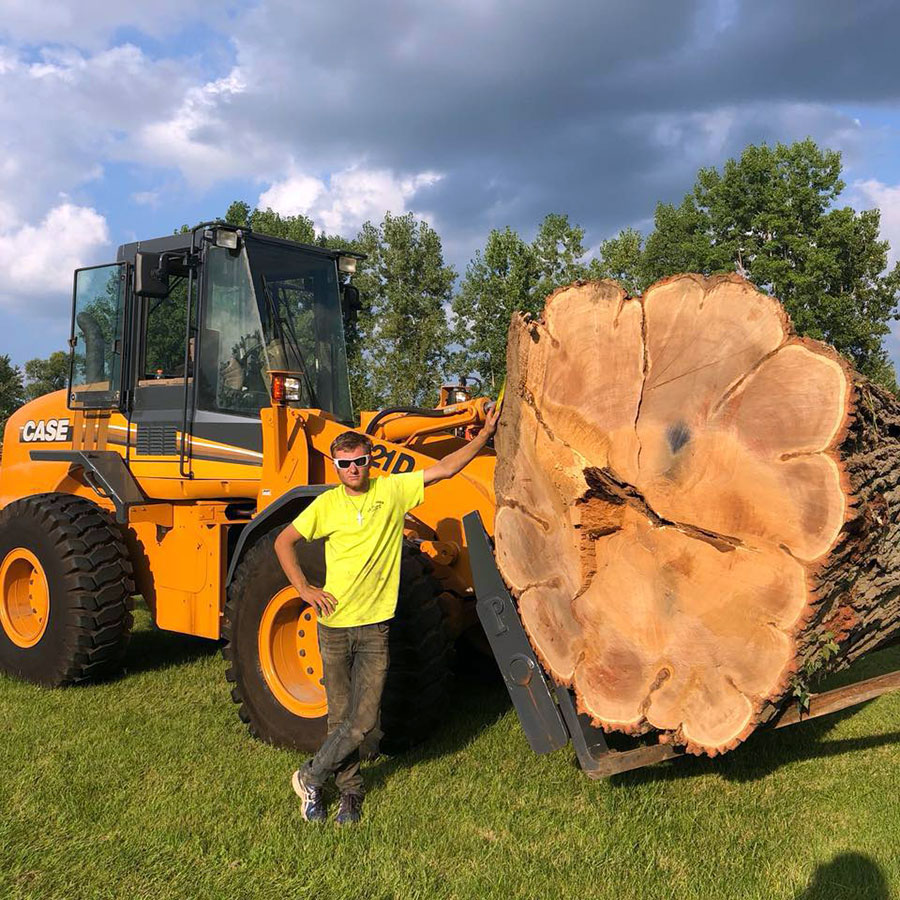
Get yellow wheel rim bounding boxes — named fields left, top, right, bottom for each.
left=258, top=587, right=327, bottom=717
left=0, top=548, right=50, bottom=649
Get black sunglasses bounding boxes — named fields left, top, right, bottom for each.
left=334, top=455, right=370, bottom=469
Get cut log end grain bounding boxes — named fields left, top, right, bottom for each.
left=495, top=274, right=900, bottom=755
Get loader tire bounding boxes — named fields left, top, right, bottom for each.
left=378, top=548, right=454, bottom=754
left=223, top=531, right=452, bottom=754
left=0, top=493, right=134, bottom=686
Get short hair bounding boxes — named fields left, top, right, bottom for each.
left=330, top=430, right=373, bottom=457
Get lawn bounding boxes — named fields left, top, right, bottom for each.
left=1, top=609, right=898, bottom=900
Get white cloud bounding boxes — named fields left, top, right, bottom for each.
left=0, top=1, right=232, bottom=49
left=853, top=179, right=900, bottom=266
left=132, top=69, right=264, bottom=187
left=258, top=173, right=327, bottom=218
left=258, top=166, right=443, bottom=234
left=0, top=44, right=193, bottom=220
left=0, top=204, right=110, bottom=313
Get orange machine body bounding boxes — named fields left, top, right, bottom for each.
left=0, top=388, right=496, bottom=641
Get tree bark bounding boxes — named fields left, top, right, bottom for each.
left=494, top=274, right=900, bottom=755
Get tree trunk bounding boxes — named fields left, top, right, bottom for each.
left=494, top=274, right=900, bottom=755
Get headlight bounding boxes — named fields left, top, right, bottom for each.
left=283, top=377, right=302, bottom=401
left=215, top=229, right=240, bottom=250
left=271, top=373, right=302, bottom=403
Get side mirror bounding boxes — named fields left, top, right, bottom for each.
left=135, top=251, right=169, bottom=298
left=340, top=283, right=362, bottom=327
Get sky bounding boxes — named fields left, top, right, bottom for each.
left=2, top=0, right=900, bottom=371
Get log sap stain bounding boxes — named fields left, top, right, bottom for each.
left=667, top=421, right=691, bottom=454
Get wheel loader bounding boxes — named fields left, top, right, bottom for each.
left=0, top=222, right=496, bottom=752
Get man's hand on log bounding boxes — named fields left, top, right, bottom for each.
left=480, top=403, right=500, bottom=440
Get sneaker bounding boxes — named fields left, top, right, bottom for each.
left=291, top=769, right=327, bottom=823
left=335, top=792, right=364, bottom=825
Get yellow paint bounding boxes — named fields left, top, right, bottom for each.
left=0, top=548, right=50, bottom=648
left=130, top=505, right=226, bottom=639
left=129, top=504, right=174, bottom=528
left=257, top=587, right=327, bottom=716
left=1, top=384, right=498, bottom=659
left=258, top=406, right=309, bottom=511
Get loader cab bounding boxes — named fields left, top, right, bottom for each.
left=67, top=223, right=361, bottom=473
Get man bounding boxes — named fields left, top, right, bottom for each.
left=274, top=407, right=499, bottom=825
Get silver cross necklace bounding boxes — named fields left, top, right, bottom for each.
left=344, top=487, right=371, bottom=525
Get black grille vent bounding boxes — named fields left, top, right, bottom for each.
left=136, top=424, right=179, bottom=456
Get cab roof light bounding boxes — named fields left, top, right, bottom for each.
left=214, top=229, right=240, bottom=250
left=338, top=255, right=357, bottom=275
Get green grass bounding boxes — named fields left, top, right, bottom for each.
left=1, top=611, right=898, bottom=900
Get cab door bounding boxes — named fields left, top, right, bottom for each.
left=68, top=263, right=129, bottom=410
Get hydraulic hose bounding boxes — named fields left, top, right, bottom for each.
left=364, top=406, right=450, bottom=436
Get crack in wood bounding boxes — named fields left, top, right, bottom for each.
left=709, top=341, right=788, bottom=417
left=582, top=466, right=744, bottom=552
left=635, top=297, right=649, bottom=471
left=498, top=498, right=552, bottom=532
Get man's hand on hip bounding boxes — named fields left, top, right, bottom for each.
left=300, top=587, right=337, bottom=617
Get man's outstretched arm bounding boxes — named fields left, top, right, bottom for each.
left=274, top=524, right=337, bottom=616
left=422, top=405, right=500, bottom=487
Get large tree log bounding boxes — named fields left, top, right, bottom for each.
left=494, top=274, right=900, bottom=755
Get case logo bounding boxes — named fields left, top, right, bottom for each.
left=21, top=418, right=72, bottom=443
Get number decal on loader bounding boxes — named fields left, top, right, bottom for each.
left=370, top=444, right=416, bottom=474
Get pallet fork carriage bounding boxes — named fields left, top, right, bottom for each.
left=463, top=511, right=900, bottom=778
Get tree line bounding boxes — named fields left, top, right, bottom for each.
left=2, top=139, right=898, bottom=432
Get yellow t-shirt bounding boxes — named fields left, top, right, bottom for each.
left=291, top=471, right=425, bottom=627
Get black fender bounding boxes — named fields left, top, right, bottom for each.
left=29, top=449, right=146, bottom=524
left=226, top=485, right=331, bottom=586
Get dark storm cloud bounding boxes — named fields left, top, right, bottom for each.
left=637, top=0, right=900, bottom=108
left=218, top=0, right=900, bottom=246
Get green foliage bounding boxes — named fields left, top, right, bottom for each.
left=453, top=214, right=592, bottom=391
left=587, top=227, right=647, bottom=296
left=224, top=200, right=251, bottom=228
left=531, top=213, right=590, bottom=302
left=224, top=201, right=316, bottom=244
left=642, top=139, right=900, bottom=389
left=355, top=212, right=455, bottom=408
left=451, top=227, right=536, bottom=394
left=23, top=351, right=68, bottom=400
left=0, top=354, right=25, bottom=432
left=143, top=279, right=192, bottom=378
left=791, top=631, right=842, bottom=711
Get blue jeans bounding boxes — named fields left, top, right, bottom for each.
left=303, top=621, right=390, bottom=796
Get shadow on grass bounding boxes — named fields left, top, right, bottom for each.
left=364, top=645, right=512, bottom=791
left=124, top=624, right=220, bottom=676
left=609, top=644, right=900, bottom=787
left=794, top=852, right=889, bottom=899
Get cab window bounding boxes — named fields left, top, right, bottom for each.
left=138, top=270, right=195, bottom=385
